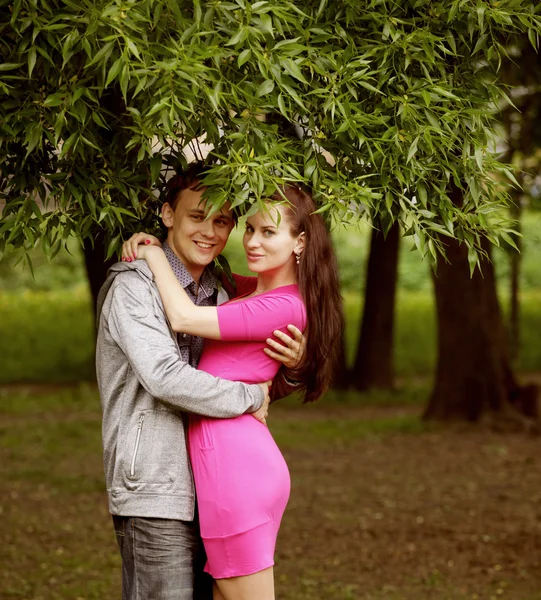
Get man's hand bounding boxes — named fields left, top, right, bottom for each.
left=264, top=324, right=306, bottom=370
left=252, top=381, right=271, bottom=425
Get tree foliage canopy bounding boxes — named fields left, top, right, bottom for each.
left=1, top=0, right=540, bottom=264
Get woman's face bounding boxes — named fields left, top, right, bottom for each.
left=243, top=204, right=304, bottom=274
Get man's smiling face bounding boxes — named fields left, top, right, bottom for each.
left=162, top=186, right=234, bottom=281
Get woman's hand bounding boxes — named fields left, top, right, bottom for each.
left=121, top=232, right=162, bottom=262
left=132, top=243, right=162, bottom=262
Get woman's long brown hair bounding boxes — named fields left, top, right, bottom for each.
left=270, top=186, right=343, bottom=403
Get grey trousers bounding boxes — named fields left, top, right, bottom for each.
left=113, top=516, right=213, bottom=600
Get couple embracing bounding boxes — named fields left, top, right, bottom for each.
left=96, top=162, right=342, bottom=600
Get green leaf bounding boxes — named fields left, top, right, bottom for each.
left=126, top=39, right=141, bottom=59
left=27, top=48, right=37, bottom=77
left=150, top=156, right=162, bottom=185
left=238, top=48, right=252, bottom=68
left=105, top=57, right=123, bottom=86
left=44, top=94, right=64, bottom=107
left=256, top=79, right=275, bottom=97
left=106, top=235, right=121, bottom=261
left=147, top=98, right=169, bottom=116
left=358, top=80, right=384, bottom=95
left=0, top=63, right=24, bottom=71
left=406, top=136, right=419, bottom=164
left=528, top=27, right=538, bottom=50
left=227, top=28, right=248, bottom=46
left=282, top=58, right=307, bottom=83
left=467, top=246, right=478, bottom=277
left=417, top=183, right=428, bottom=207
left=277, top=93, right=287, bottom=117
left=60, top=132, right=79, bottom=157
left=25, top=123, right=42, bottom=157
left=85, top=42, right=115, bottom=68
left=500, top=231, right=519, bottom=252
left=259, top=13, right=273, bottom=35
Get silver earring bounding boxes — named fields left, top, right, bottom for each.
left=295, top=252, right=301, bottom=265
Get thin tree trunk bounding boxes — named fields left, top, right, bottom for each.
left=332, top=316, right=350, bottom=389
left=509, top=191, right=522, bottom=362
left=424, top=235, right=538, bottom=423
left=351, top=221, right=400, bottom=391
left=83, top=229, right=116, bottom=323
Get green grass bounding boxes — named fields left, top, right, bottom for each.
left=1, top=287, right=540, bottom=385
left=272, top=415, right=426, bottom=448
left=0, top=286, right=95, bottom=384
left=0, top=388, right=423, bottom=599
left=3, top=387, right=541, bottom=600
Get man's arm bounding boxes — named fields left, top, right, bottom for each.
left=270, top=370, right=301, bottom=402
left=266, top=325, right=306, bottom=402
left=106, top=274, right=265, bottom=418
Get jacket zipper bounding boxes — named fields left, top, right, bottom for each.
left=130, top=414, right=145, bottom=477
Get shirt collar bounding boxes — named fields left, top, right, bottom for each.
left=162, top=240, right=218, bottom=299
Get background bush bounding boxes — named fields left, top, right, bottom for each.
left=0, top=287, right=94, bottom=384
left=0, top=212, right=540, bottom=385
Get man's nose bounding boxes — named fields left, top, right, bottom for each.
left=199, top=219, right=216, bottom=238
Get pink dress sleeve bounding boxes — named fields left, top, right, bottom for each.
left=217, top=289, right=306, bottom=342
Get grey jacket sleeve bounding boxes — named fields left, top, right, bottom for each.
left=107, top=275, right=264, bottom=417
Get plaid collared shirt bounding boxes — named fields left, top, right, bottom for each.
left=162, top=241, right=219, bottom=367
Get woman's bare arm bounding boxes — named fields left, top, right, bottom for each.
left=137, top=245, right=221, bottom=339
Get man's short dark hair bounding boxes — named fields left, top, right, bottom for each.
left=163, top=161, right=240, bottom=223
left=164, top=162, right=207, bottom=210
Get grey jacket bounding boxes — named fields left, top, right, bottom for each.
left=96, top=260, right=264, bottom=521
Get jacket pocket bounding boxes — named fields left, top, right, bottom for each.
left=124, top=410, right=186, bottom=484
left=129, top=413, right=145, bottom=477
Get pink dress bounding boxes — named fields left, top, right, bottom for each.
left=189, top=278, right=307, bottom=579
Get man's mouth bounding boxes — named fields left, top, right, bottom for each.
left=194, top=241, right=214, bottom=250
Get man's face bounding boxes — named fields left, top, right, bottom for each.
left=162, top=186, right=234, bottom=276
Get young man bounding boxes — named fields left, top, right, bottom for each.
left=96, top=164, right=303, bottom=600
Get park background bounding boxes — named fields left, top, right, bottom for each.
left=2, top=1, right=541, bottom=599
left=2, top=213, right=541, bottom=600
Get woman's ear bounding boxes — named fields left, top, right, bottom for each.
left=161, top=203, right=174, bottom=228
left=294, top=231, right=306, bottom=255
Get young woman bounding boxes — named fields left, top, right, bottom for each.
left=122, top=185, right=342, bottom=600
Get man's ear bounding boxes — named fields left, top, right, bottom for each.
left=161, top=203, right=175, bottom=228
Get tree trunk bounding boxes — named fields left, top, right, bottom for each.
left=509, top=189, right=522, bottom=362
left=83, top=229, right=116, bottom=323
left=331, top=318, right=351, bottom=389
left=351, top=221, right=400, bottom=391
left=424, top=235, right=538, bottom=423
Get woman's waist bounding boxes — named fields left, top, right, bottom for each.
left=189, top=413, right=276, bottom=450
left=190, top=412, right=264, bottom=430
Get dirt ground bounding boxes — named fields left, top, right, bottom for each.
left=1, top=390, right=541, bottom=600
left=274, top=403, right=541, bottom=599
